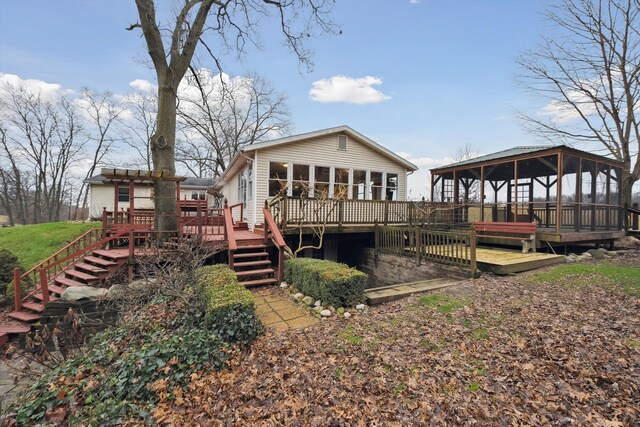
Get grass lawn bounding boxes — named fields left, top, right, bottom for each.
left=0, top=222, right=101, bottom=270
left=528, top=263, right=640, bottom=297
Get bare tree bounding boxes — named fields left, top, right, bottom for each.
left=177, top=69, right=290, bottom=177
left=74, top=89, right=125, bottom=219
left=517, top=0, right=640, bottom=224
left=121, top=90, right=157, bottom=171
left=0, top=126, right=32, bottom=225
left=127, top=0, right=334, bottom=236
left=0, top=86, right=86, bottom=223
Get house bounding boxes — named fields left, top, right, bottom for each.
left=85, top=169, right=217, bottom=219
left=214, top=125, right=418, bottom=230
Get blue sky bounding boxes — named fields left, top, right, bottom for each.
left=0, top=0, right=554, bottom=197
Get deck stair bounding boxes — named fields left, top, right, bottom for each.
left=1, top=248, right=130, bottom=346
left=231, top=244, right=278, bottom=287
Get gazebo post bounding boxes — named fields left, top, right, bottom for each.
left=514, top=160, right=518, bottom=223
left=574, top=158, right=582, bottom=232
left=590, top=162, right=597, bottom=231
left=114, top=181, right=119, bottom=224
left=480, top=166, right=484, bottom=222
left=556, top=153, right=563, bottom=234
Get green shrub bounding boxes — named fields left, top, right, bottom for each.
left=196, top=264, right=263, bottom=345
left=15, top=312, right=229, bottom=426
left=285, top=258, right=367, bottom=307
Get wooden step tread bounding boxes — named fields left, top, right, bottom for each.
left=0, top=324, right=31, bottom=334
left=47, top=284, right=65, bottom=295
left=54, top=277, right=86, bottom=288
left=22, top=302, right=45, bottom=313
left=236, top=244, right=267, bottom=250
left=234, top=260, right=272, bottom=268
left=84, top=256, right=118, bottom=267
left=66, top=269, right=99, bottom=282
left=8, top=311, right=41, bottom=322
left=75, top=262, right=109, bottom=274
left=235, top=268, right=274, bottom=277
left=33, top=293, right=59, bottom=302
left=93, top=249, right=129, bottom=260
left=238, top=277, right=278, bottom=287
left=233, top=252, right=268, bottom=259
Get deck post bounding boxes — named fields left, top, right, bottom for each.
left=277, top=247, right=283, bottom=282
left=39, top=267, right=50, bottom=304
left=197, top=202, right=203, bottom=236
left=129, top=180, right=135, bottom=225
left=383, top=199, right=389, bottom=226
left=338, top=199, right=344, bottom=230
left=415, top=226, right=421, bottom=265
left=114, top=181, right=119, bottom=223
left=282, top=195, right=288, bottom=229
left=13, top=268, right=21, bottom=312
left=101, top=207, right=108, bottom=239
left=374, top=220, right=379, bottom=254
left=469, top=229, right=477, bottom=277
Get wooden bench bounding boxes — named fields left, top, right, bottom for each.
left=472, top=221, right=537, bottom=254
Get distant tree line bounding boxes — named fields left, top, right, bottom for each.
left=0, top=70, right=289, bottom=225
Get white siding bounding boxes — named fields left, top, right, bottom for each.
left=89, top=184, right=211, bottom=219
left=220, top=154, right=255, bottom=224
left=254, top=133, right=409, bottom=225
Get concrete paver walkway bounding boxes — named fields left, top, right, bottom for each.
left=252, top=287, right=318, bottom=332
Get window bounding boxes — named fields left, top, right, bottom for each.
left=352, top=170, right=367, bottom=200
left=337, top=135, right=347, bottom=150
left=334, top=168, right=349, bottom=198
left=269, top=162, right=288, bottom=197
left=314, top=166, right=330, bottom=198
left=370, top=172, right=383, bottom=200
left=386, top=173, right=398, bottom=201
left=292, top=164, right=310, bottom=197
left=118, top=187, right=130, bottom=203
left=238, top=168, right=253, bottom=206
left=191, top=191, right=206, bottom=200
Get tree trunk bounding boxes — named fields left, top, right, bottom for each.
left=152, top=81, right=178, bottom=238
left=621, top=167, right=633, bottom=232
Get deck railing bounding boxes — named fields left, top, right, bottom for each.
left=269, top=196, right=455, bottom=229
left=375, top=225, right=477, bottom=275
left=263, top=205, right=286, bottom=281
left=13, top=226, right=137, bottom=312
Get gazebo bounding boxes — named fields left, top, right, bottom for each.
left=430, top=146, right=625, bottom=246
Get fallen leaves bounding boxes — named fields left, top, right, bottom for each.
left=150, top=260, right=639, bottom=425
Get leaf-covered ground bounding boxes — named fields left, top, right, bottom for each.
left=154, top=255, right=640, bottom=426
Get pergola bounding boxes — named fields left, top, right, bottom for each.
left=430, top=146, right=625, bottom=243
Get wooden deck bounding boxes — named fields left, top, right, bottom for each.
left=366, top=278, right=458, bottom=305
left=405, top=245, right=564, bottom=275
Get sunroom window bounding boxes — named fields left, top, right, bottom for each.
left=269, top=162, right=288, bottom=197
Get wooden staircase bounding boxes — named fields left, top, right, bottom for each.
left=232, top=244, right=278, bottom=287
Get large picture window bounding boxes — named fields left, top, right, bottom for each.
left=314, top=166, right=330, bottom=198
left=269, top=162, right=288, bottom=197
left=334, top=168, right=349, bottom=198
left=370, top=172, right=383, bottom=200
left=292, top=164, right=310, bottom=197
left=386, top=173, right=398, bottom=201
left=352, top=170, right=367, bottom=200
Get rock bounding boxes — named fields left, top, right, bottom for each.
left=106, top=284, right=126, bottom=298
left=313, top=306, right=324, bottom=313
left=293, top=293, right=304, bottom=301
left=128, top=278, right=156, bottom=291
left=302, top=296, right=314, bottom=306
left=61, top=286, right=108, bottom=301
left=320, top=309, right=331, bottom=317
left=565, top=256, right=576, bottom=263
left=581, top=252, right=592, bottom=258
left=356, top=304, right=366, bottom=310
left=337, top=307, right=345, bottom=315
left=314, top=300, right=322, bottom=307
left=343, top=312, right=352, bottom=319
left=280, top=282, right=288, bottom=289
left=587, top=249, right=606, bottom=259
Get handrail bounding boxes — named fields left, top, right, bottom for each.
left=263, top=207, right=286, bottom=248
left=223, top=206, right=237, bottom=251
left=263, top=206, right=286, bottom=282
left=19, top=227, right=102, bottom=283
left=228, top=202, right=244, bottom=224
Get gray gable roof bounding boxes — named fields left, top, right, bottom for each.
left=433, top=146, right=553, bottom=170
left=84, top=174, right=216, bottom=188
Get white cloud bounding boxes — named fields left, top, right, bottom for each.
left=309, top=75, right=391, bottom=105
left=0, top=73, right=73, bottom=102
left=409, top=0, right=421, bottom=3
left=129, top=79, right=156, bottom=93
left=397, top=151, right=454, bottom=200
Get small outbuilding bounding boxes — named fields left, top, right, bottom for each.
left=430, top=145, right=625, bottom=246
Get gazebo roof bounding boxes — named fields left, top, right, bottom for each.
left=431, top=145, right=623, bottom=174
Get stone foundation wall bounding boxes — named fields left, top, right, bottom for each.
left=355, top=247, right=470, bottom=288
